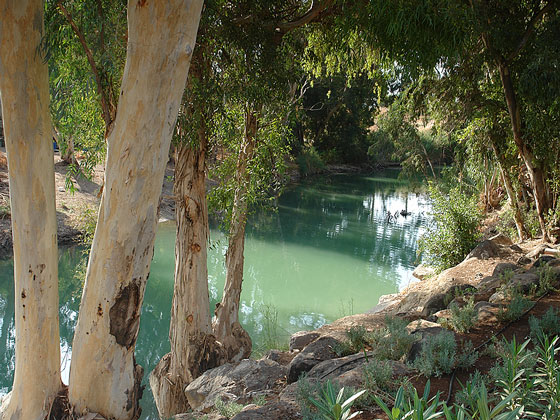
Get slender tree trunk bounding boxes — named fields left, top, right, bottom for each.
left=150, top=139, right=226, bottom=419
left=213, top=110, right=256, bottom=362
left=489, top=140, right=527, bottom=241
left=498, top=61, right=550, bottom=241
left=68, top=2, right=203, bottom=419
left=0, top=1, right=62, bottom=418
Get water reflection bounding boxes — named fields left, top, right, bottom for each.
left=0, top=170, right=429, bottom=419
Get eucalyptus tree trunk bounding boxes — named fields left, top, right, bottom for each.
left=0, top=1, right=62, bottom=418
left=150, top=139, right=226, bottom=419
left=489, top=140, right=527, bottom=241
left=67, top=1, right=203, bottom=419
left=498, top=61, right=550, bottom=241
left=213, top=111, right=256, bottom=362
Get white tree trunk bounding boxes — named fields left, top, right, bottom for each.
left=213, top=111, right=256, bottom=362
left=150, top=141, right=226, bottom=419
left=0, top=1, right=62, bottom=419
left=68, top=1, right=203, bottom=419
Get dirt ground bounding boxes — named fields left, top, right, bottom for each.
left=0, top=149, right=176, bottom=258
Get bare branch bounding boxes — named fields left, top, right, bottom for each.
left=274, top=0, right=335, bottom=34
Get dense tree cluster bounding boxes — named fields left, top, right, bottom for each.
left=0, top=1, right=559, bottom=419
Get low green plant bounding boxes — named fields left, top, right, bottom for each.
left=456, top=340, right=479, bottom=370
left=76, top=205, right=98, bottom=245
left=252, top=394, right=267, bottom=406
left=536, top=263, right=557, bottom=295
left=347, top=325, right=368, bottom=352
left=413, top=331, right=458, bottom=377
left=297, top=379, right=365, bottom=420
left=215, top=398, right=244, bottom=418
left=307, top=381, right=366, bottom=420
left=418, top=184, right=482, bottom=273
left=368, top=316, right=417, bottom=361
left=297, top=146, right=325, bottom=176
left=497, top=294, right=534, bottom=322
left=529, top=307, right=560, bottom=340
left=374, top=380, right=443, bottom=420
left=454, top=370, right=489, bottom=410
left=361, top=358, right=398, bottom=407
left=441, top=296, right=478, bottom=333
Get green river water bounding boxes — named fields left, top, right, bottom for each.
left=0, top=171, right=429, bottom=418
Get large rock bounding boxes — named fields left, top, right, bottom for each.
left=526, top=244, right=548, bottom=260
left=489, top=233, right=513, bottom=246
left=306, top=352, right=371, bottom=381
left=413, top=264, right=435, bottom=280
left=230, top=402, right=300, bottom=420
left=287, top=336, right=341, bottom=383
left=185, top=359, right=287, bottom=412
left=466, top=240, right=502, bottom=260
left=367, top=293, right=402, bottom=314
left=289, top=331, right=320, bottom=352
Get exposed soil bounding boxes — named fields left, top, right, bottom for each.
left=0, top=149, right=176, bottom=259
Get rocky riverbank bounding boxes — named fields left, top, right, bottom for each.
left=177, top=234, right=560, bottom=420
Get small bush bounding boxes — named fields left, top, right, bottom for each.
left=498, top=294, right=534, bottom=322
left=537, top=263, right=557, bottom=295
left=297, top=146, right=325, bottom=176
left=413, top=330, right=457, bottom=377
left=455, top=370, right=490, bottom=409
left=296, top=378, right=362, bottom=420
left=368, top=316, right=417, bottom=361
left=418, top=184, right=482, bottom=273
left=362, top=358, right=394, bottom=394
left=346, top=325, right=368, bottom=352
left=529, top=307, right=560, bottom=340
left=215, top=399, right=244, bottom=418
left=441, top=296, right=478, bottom=333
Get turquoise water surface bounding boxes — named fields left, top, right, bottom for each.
left=0, top=171, right=429, bottom=418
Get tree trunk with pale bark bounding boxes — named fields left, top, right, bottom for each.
left=0, top=1, right=62, bottom=418
left=150, top=139, right=226, bottom=419
left=498, top=61, right=550, bottom=241
left=67, top=1, right=203, bottom=419
left=213, top=110, right=256, bottom=362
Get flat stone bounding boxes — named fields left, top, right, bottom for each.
left=289, top=331, right=320, bottom=352
left=287, top=336, right=340, bottom=383
left=413, top=264, right=435, bottom=280
left=466, top=240, right=502, bottom=260
left=230, top=402, right=300, bottom=420
left=489, top=233, right=513, bottom=246
left=185, top=359, right=286, bottom=412
left=262, top=350, right=295, bottom=366
left=406, top=319, right=442, bottom=334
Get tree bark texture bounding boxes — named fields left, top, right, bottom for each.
left=0, top=1, right=62, bottom=419
left=68, top=1, right=203, bottom=419
left=498, top=61, right=550, bottom=241
left=150, top=140, right=226, bottom=419
left=213, top=111, right=256, bottom=362
left=489, top=140, right=527, bottom=241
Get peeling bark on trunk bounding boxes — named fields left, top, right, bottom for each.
left=213, top=111, right=256, bottom=362
left=0, top=1, right=62, bottom=419
left=150, top=140, right=226, bottom=419
left=498, top=61, right=550, bottom=241
left=67, top=2, right=203, bottom=419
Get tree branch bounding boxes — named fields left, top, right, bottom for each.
left=507, top=0, right=557, bottom=62
left=274, top=0, right=335, bottom=34
left=57, top=1, right=113, bottom=134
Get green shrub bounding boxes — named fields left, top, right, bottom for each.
left=498, top=294, right=534, bottom=322
left=441, top=296, right=478, bottom=333
left=296, top=378, right=363, bottom=420
left=346, top=325, right=368, bottom=352
left=297, top=146, right=325, bottom=176
left=418, top=184, right=482, bottom=273
left=413, top=330, right=457, bottom=377
left=537, top=263, right=557, bottom=295
left=529, top=307, right=560, bottom=340
left=215, top=399, right=244, bottom=418
left=362, top=358, right=394, bottom=394
left=368, top=316, right=417, bottom=361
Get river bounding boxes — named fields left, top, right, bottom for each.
left=0, top=170, right=429, bottom=418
